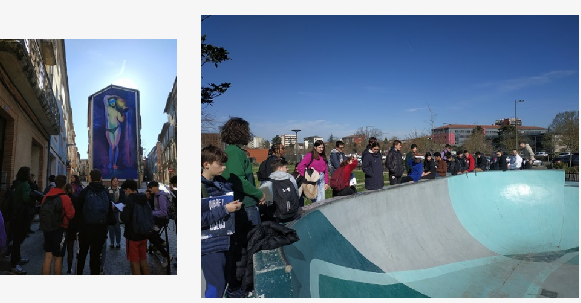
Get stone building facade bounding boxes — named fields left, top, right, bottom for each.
left=0, top=39, right=72, bottom=198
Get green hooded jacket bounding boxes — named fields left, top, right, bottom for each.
left=221, top=144, right=262, bottom=207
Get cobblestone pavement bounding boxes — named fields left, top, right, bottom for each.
left=1, top=217, right=177, bottom=275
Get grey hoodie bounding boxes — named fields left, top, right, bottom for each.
left=329, top=148, right=346, bottom=170
left=259, top=171, right=299, bottom=202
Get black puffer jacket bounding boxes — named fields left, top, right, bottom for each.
left=236, top=221, right=299, bottom=292
left=386, top=147, right=404, bottom=177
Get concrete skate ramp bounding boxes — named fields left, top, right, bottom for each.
left=282, top=170, right=579, bottom=298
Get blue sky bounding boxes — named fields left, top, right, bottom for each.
left=65, top=39, right=177, bottom=159
left=201, top=15, right=579, bottom=143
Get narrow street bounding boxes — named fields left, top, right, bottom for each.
left=0, top=217, right=177, bottom=275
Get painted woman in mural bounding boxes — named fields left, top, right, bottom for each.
left=103, top=95, right=129, bottom=170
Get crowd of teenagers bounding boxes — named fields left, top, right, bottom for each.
left=0, top=167, right=177, bottom=275
left=201, top=117, right=538, bottom=298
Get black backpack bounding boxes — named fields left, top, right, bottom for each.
left=39, top=193, right=65, bottom=232
left=271, top=179, right=299, bottom=220
left=257, top=155, right=275, bottom=181
left=83, top=188, right=109, bottom=225
left=132, top=201, right=154, bottom=235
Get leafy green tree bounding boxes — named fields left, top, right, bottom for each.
left=328, top=134, right=336, bottom=147
left=272, top=135, right=282, bottom=146
left=494, top=125, right=517, bottom=152
left=201, top=16, right=231, bottom=105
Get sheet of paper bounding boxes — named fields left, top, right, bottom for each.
left=112, top=202, right=124, bottom=211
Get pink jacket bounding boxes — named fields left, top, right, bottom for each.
left=298, top=152, right=329, bottom=184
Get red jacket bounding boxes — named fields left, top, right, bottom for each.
left=41, top=188, right=75, bottom=228
left=466, top=154, right=475, bottom=172
left=340, top=160, right=358, bottom=188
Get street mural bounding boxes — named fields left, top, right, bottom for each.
left=90, top=86, right=139, bottom=180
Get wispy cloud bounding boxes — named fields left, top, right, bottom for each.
left=479, top=70, right=577, bottom=92
left=116, top=59, right=126, bottom=77
left=406, top=107, right=428, bottom=112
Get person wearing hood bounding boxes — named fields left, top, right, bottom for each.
left=362, top=142, right=384, bottom=190
left=361, top=137, right=377, bottom=160
left=121, top=179, right=152, bottom=275
left=76, top=169, right=116, bottom=275
left=260, top=158, right=299, bottom=202
left=329, top=141, right=346, bottom=177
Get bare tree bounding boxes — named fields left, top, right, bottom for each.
left=405, top=129, right=433, bottom=154
left=463, top=126, right=493, bottom=155
left=424, top=106, right=439, bottom=153
left=201, top=110, right=217, bottom=133
left=547, top=111, right=579, bottom=153
left=355, top=127, right=383, bottom=142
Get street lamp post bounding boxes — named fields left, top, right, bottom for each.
left=291, top=129, right=301, bottom=164
left=515, top=99, right=525, bottom=150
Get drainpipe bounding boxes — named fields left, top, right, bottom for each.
left=46, top=137, right=51, bottom=189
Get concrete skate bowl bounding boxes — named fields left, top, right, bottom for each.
left=279, top=170, right=579, bottom=298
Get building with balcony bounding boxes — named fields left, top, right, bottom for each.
left=495, top=118, right=522, bottom=127
left=432, top=124, right=547, bottom=147
left=280, top=134, right=297, bottom=147
left=160, top=77, right=177, bottom=185
left=146, top=145, right=159, bottom=183
left=79, top=159, right=89, bottom=182
left=0, top=39, right=63, bottom=195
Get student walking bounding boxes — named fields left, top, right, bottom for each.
left=40, top=175, right=75, bottom=275
left=121, top=179, right=152, bottom=275
left=76, top=169, right=115, bottom=275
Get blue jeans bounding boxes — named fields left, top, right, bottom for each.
left=311, top=173, right=326, bottom=203
left=108, top=210, right=121, bottom=246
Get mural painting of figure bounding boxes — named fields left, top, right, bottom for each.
left=103, top=95, right=129, bottom=170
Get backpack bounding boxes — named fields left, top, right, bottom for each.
left=271, top=179, right=299, bottom=220
left=330, top=166, right=346, bottom=191
left=83, top=188, right=110, bottom=225
left=132, top=200, right=154, bottom=235
left=256, top=156, right=271, bottom=181
left=39, top=193, right=65, bottom=232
